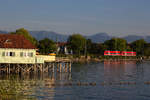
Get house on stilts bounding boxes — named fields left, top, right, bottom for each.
left=0, top=34, right=71, bottom=74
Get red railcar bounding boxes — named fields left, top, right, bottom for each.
left=104, top=51, right=121, bottom=56
left=104, top=50, right=136, bottom=56
left=121, top=51, right=136, bottom=56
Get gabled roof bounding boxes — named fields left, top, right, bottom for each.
left=0, top=34, right=36, bottom=49
left=56, top=42, right=67, bottom=46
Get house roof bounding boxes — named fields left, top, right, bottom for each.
left=0, top=34, right=36, bottom=49
left=56, top=42, right=67, bottom=46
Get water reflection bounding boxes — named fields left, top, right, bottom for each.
left=104, top=61, right=144, bottom=82
left=0, top=72, right=72, bottom=100
left=0, top=61, right=149, bottom=100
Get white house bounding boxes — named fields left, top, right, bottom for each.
left=0, top=34, right=55, bottom=64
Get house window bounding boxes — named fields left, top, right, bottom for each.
left=28, top=52, right=33, bottom=57
left=2, top=52, right=5, bottom=56
left=6, top=52, right=9, bottom=56
left=20, top=52, right=23, bottom=57
left=2, top=52, right=15, bottom=57
left=20, top=52, right=27, bottom=57
left=20, top=52, right=33, bottom=57
left=10, top=52, right=15, bottom=56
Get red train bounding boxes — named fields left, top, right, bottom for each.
left=104, top=50, right=136, bottom=56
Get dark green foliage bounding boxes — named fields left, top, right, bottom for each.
left=86, top=39, right=92, bottom=54
left=9, top=29, right=150, bottom=57
left=38, top=38, right=57, bottom=54
left=131, top=39, right=147, bottom=55
left=87, top=43, right=105, bottom=55
left=143, top=43, right=150, bottom=56
left=10, top=28, right=38, bottom=46
left=104, top=38, right=127, bottom=51
left=67, top=34, right=86, bottom=55
left=144, top=48, right=150, bottom=57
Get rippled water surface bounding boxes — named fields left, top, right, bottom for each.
left=1, top=61, right=150, bottom=100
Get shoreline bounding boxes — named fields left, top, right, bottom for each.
left=57, top=55, right=150, bottom=63
left=69, top=57, right=149, bottom=63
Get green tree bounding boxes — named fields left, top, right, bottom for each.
left=126, top=44, right=132, bottom=51
left=86, top=39, right=92, bottom=54
left=38, top=38, right=57, bottom=54
left=144, top=48, right=150, bottom=57
left=11, top=28, right=37, bottom=46
left=104, top=38, right=127, bottom=51
left=67, top=34, right=86, bottom=55
left=88, top=43, right=105, bottom=55
left=131, top=39, right=147, bottom=55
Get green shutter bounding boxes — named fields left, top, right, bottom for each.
left=31, top=53, right=33, bottom=57
left=2, top=52, right=5, bottom=56
left=12, top=52, right=15, bottom=56
left=20, top=52, right=23, bottom=57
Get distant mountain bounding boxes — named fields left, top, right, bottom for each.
left=123, top=35, right=144, bottom=43
left=30, top=31, right=112, bottom=43
left=0, top=31, right=8, bottom=34
left=145, top=36, right=150, bottom=43
left=87, top=33, right=111, bottom=43
left=30, top=31, right=69, bottom=42
left=0, top=30, right=149, bottom=43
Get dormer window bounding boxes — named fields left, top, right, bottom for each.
left=5, top=39, right=12, bottom=44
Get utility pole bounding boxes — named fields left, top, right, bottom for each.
left=56, top=35, right=58, bottom=55
left=84, top=40, right=87, bottom=58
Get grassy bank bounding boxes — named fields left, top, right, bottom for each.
left=56, top=54, right=149, bottom=62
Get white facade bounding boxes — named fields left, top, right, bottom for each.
left=0, top=48, right=36, bottom=64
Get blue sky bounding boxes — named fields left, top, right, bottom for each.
left=0, top=0, right=150, bottom=36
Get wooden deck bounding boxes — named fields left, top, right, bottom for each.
left=0, top=57, right=72, bottom=74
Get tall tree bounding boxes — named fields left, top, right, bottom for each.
left=88, top=43, right=104, bottom=55
left=131, top=39, right=147, bottom=55
left=67, top=34, right=86, bottom=55
left=11, top=28, right=37, bottom=45
left=38, top=38, right=57, bottom=54
left=104, top=38, right=127, bottom=51
left=86, top=39, right=92, bottom=54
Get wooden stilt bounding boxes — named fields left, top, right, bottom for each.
left=65, top=63, right=68, bottom=72
left=42, top=64, right=44, bottom=73
left=62, top=63, right=65, bottom=72
left=69, top=62, right=72, bottom=72
left=0, top=59, right=72, bottom=74
left=57, top=63, right=59, bottom=72
left=60, top=63, right=62, bottom=72
left=8, top=64, right=10, bottom=74
left=33, top=64, right=35, bottom=72
left=52, top=63, right=55, bottom=73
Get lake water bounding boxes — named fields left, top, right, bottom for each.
left=1, top=61, right=150, bottom=100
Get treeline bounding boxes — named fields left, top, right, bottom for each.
left=10, top=28, right=57, bottom=54
left=67, top=34, right=150, bottom=57
left=10, top=28, right=150, bottom=56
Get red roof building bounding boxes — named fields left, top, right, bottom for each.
left=0, top=34, right=36, bottom=49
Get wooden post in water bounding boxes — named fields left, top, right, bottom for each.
left=42, top=64, right=44, bottom=73
left=49, top=63, right=51, bottom=72
left=57, top=63, right=59, bottom=72
left=62, top=63, right=66, bottom=72
left=17, top=64, right=19, bottom=74
left=43, top=63, right=45, bottom=72
left=59, top=63, right=62, bottom=72
left=26, top=64, right=30, bottom=74
left=6, top=64, right=8, bottom=74
left=65, top=63, right=68, bottom=72
left=34, top=64, right=36, bottom=74
left=8, top=64, right=10, bottom=74
left=69, top=62, right=71, bottom=72
left=47, top=63, right=49, bottom=72
left=52, top=63, right=55, bottom=73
